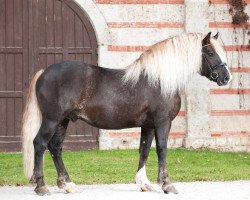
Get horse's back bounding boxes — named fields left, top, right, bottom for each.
left=35, top=61, right=126, bottom=120
left=38, top=61, right=92, bottom=81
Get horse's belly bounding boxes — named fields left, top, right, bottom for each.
left=77, top=108, right=147, bottom=129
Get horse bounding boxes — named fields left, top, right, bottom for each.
left=22, top=32, right=232, bottom=195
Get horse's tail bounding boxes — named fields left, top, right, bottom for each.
left=22, top=69, right=44, bottom=179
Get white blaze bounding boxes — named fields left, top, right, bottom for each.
left=210, top=38, right=232, bottom=83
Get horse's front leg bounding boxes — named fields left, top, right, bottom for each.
left=155, top=119, right=178, bottom=194
left=136, top=127, right=155, bottom=192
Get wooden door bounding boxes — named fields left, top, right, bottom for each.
left=0, top=0, right=99, bottom=152
left=0, top=0, right=29, bottom=151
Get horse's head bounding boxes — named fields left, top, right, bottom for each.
left=200, top=32, right=232, bottom=86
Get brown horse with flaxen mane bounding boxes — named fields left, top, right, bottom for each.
left=22, top=32, right=231, bottom=195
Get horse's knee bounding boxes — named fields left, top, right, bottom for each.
left=156, top=141, right=167, bottom=150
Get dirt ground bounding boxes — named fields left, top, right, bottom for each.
left=0, top=181, right=249, bottom=200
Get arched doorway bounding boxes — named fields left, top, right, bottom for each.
left=0, top=0, right=99, bottom=151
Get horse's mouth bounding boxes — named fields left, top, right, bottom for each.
left=217, top=80, right=226, bottom=86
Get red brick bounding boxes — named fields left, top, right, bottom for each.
left=169, top=132, right=186, bottom=138
left=109, top=131, right=140, bottom=138
left=211, top=110, right=250, bottom=116
left=224, top=45, right=250, bottom=52
left=95, top=0, right=184, bottom=4
left=209, top=22, right=250, bottom=28
left=107, top=22, right=184, bottom=28
left=230, top=67, right=250, bottom=73
left=210, top=89, right=250, bottom=95
left=209, top=0, right=250, bottom=4
left=211, top=131, right=250, bottom=138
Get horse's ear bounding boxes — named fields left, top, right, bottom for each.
left=213, top=32, right=219, bottom=40
left=202, top=32, right=211, bottom=45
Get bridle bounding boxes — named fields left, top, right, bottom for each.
left=202, top=44, right=226, bottom=81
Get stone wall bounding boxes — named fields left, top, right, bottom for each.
left=74, top=0, right=250, bottom=152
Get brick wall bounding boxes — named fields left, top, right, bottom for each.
left=75, top=0, right=250, bottom=152
left=207, top=0, right=250, bottom=151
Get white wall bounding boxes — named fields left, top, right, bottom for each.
left=75, top=0, right=250, bottom=152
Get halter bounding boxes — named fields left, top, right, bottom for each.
left=202, top=44, right=226, bottom=81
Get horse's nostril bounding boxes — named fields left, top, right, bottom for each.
left=224, top=76, right=229, bottom=82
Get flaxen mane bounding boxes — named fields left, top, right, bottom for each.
left=123, top=33, right=226, bottom=95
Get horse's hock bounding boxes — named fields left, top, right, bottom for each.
left=0, top=0, right=249, bottom=152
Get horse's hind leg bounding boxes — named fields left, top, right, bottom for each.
left=136, top=127, right=155, bottom=192
left=33, top=119, right=58, bottom=196
left=48, top=118, right=78, bottom=193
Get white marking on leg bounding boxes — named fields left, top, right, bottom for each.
left=135, top=166, right=154, bottom=192
left=63, top=182, right=78, bottom=193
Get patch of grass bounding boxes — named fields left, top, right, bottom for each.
left=0, top=148, right=249, bottom=186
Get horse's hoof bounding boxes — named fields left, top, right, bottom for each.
left=162, top=184, right=178, bottom=194
left=34, top=186, right=51, bottom=196
left=140, top=184, right=156, bottom=192
left=64, top=182, right=78, bottom=193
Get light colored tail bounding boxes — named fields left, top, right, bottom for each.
left=22, top=69, right=44, bottom=179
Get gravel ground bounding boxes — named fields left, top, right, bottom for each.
left=0, top=181, right=249, bottom=200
